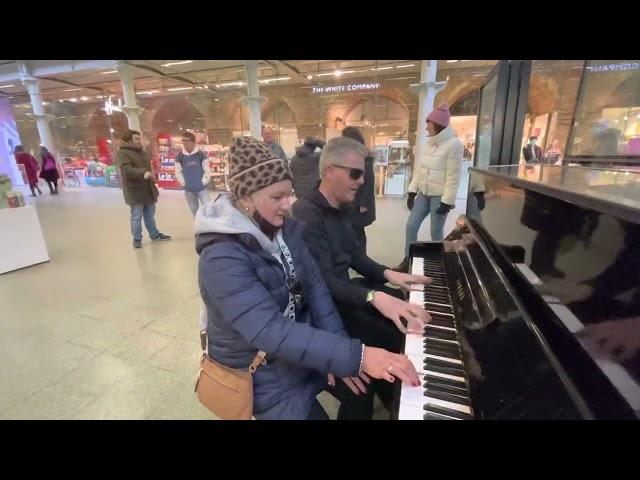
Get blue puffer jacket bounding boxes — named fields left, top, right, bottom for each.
left=195, top=194, right=363, bottom=420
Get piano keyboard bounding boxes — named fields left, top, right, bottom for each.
left=398, top=254, right=474, bottom=420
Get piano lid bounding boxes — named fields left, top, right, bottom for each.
left=465, top=166, right=640, bottom=418
left=469, top=163, right=640, bottom=224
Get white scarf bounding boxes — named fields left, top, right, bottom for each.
left=181, top=145, right=201, bottom=156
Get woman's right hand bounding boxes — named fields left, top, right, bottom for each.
left=361, top=346, right=420, bottom=386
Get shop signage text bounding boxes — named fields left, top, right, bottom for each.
left=311, top=82, right=381, bottom=94
left=104, top=96, right=123, bottom=115
left=586, top=62, right=639, bottom=73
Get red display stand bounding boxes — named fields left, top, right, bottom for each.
left=155, top=133, right=180, bottom=189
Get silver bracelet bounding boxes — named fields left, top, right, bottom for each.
left=359, top=343, right=366, bottom=373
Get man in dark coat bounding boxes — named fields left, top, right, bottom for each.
left=116, top=129, right=170, bottom=248
left=290, top=137, right=324, bottom=200
left=342, top=127, right=376, bottom=253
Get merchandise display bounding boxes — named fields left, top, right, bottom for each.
left=202, top=144, right=229, bottom=191
left=155, top=133, right=179, bottom=189
left=0, top=174, right=25, bottom=209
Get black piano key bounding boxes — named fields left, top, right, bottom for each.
left=424, top=412, right=454, bottom=420
left=424, top=388, right=472, bottom=406
left=423, top=303, right=454, bottom=314
left=424, top=288, right=450, bottom=298
left=424, top=356, right=466, bottom=370
left=424, top=328, right=458, bottom=342
left=424, top=404, right=474, bottom=420
left=427, top=317, right=456, bottom=328
left=424, top=379, right=470, bottom=396
left=424, top=338, right=461, bottom=354
left=424, top=374, right=467, bottom=389
left=423, top=360, right=467, bottom=377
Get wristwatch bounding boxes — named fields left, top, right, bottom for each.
left=366, top=290, right=376, bottom=303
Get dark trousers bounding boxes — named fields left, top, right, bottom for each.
left=306, top=379, right=381, bottom=420
left=306, top=400, right=330, bottom=420
left=335, top=278, right=405, bottom=416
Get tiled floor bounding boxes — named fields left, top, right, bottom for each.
left=0, top=184, right=469, bottom=420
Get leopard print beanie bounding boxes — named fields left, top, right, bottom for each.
left=227, top=136, right=292, bottom=199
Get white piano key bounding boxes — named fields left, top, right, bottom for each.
left=404, top=334, right=424, bottom=355
left=424, top=300, right=453, bottom=308
left=398, top=402, right=424, bottom=420
left=411, top=258, right=424, bottom=276
left=424, top=369, right=466, bottom=383
left=409, top=291, right=423, bottom=306
left=424, top=396, right=472, bottom=415
left=407, top=353, right=427, bottom=374
left=400, top=378, right=426, bottom=407
left=425, top=353, right=463, bottom=365
left=423, top=335, right=458, bottom=344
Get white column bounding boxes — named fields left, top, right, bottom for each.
left=411, top=60, right=447, bottom=165
left=240, top=61, right=265, bottom=139
left=116, top=62, right=143, bottom=133
left=20, top=75, right=56, bottom=155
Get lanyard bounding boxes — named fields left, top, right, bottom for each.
left=276, top=233, right=296, bottom=322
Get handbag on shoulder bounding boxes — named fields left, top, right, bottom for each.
left=195, top=350, right=266, bottom=420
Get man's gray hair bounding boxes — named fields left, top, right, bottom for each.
left=319, top=136, right=368, bottom=177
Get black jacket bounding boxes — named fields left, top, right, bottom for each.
left=522, top=144, right=543, bottom=163
left=291, top=188, right=388, bottom=308
left=350, top=155, right=376, bottom=228
left=290, top=144, right=320, bottom=200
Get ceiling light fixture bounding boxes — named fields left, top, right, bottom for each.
left=161, top=60, right=194, bottom=67
left=167, top=87, right=193, bottom=91
left=101, top=70, right=118, bottom=75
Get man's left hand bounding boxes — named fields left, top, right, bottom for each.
left=384, top=269, right=432, bottom=292
left=577, top=317, right=640, bottom=362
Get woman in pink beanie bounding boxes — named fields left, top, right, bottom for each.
left=396, top=102, right=464, bottom=272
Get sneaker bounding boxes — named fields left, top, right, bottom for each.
left=151, top=233, right=171, bottom=241
left=133, top=240, right=142, bottom=249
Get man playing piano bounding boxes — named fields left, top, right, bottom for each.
left=292, top=136, right=432, bottom=418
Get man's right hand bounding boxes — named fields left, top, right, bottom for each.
left=361, top=346, right=420, bottom=386
left=407, top=192, right=417, bottom=211
left=144, top=171, right=152, bottom=180
left=371, top=291, right=430, bottom=334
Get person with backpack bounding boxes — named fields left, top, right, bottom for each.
left=175, top=131, right=211, bottom=216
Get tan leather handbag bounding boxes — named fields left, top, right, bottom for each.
left=195, top=351, right=266, bottom=420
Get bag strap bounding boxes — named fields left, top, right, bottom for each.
left=249, top=351, right=267, bottom=374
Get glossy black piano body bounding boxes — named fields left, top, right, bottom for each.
left=394, top=165, right=640, bottom=420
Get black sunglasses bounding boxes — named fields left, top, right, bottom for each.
left=331, top=164, right=364, bottom=180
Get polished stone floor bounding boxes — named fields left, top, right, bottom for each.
left=0, top=184, right=468, bottom=419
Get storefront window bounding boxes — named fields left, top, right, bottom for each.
left=520, top=60, right=585, bottom=165
left=567, top=60, right=640, bottom=159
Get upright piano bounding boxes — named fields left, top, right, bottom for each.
left=395, top=164, right=640, bottom=420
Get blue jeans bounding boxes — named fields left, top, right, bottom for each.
left=185, top=189, right=210, bottom=217
left=130, top=203, right=160, bottom=242
left=404, top=192, right=447, bottom=256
